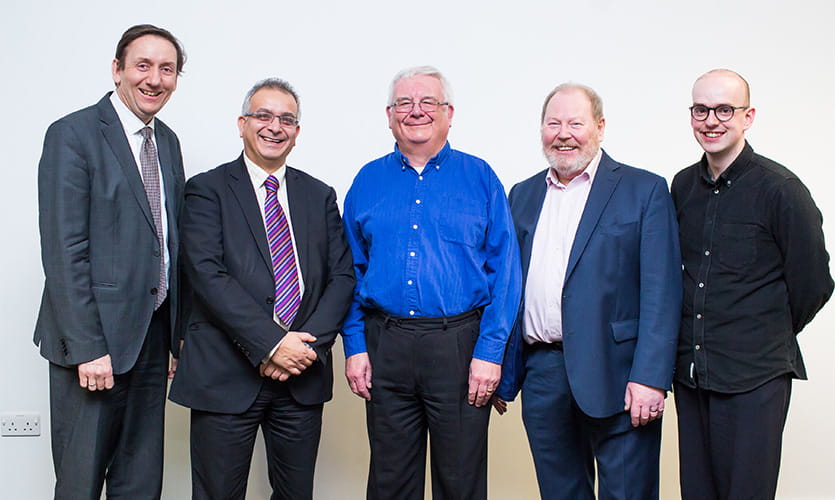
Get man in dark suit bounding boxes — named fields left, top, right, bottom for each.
left=35, top=25, right=186, bottom=500
left=169, top=78, right=355, bottom=500
left=495, top=83, right=681, bottom=499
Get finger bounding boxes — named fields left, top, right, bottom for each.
left=640, top=406, right=651, bottom=426
left=278, top=371, right=290, bottom=382
left=624, top=391, right=632, bottom=411
left=298, top=333, right=317, bottom=343
left=630, top=406, right=641, bottom=427
left=104, top=375, right=115, bottom=390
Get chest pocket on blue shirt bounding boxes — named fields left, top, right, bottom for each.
left=439, top=198, right=488, bottom=248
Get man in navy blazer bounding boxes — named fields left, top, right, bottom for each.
left=35, top=25, right=186, bottom=499
left=495, top=84, right=681, bottom=499
left=169, top=78, right=354, bottom=499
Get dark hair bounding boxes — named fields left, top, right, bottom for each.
left=115, top=24, right=186, bottom=75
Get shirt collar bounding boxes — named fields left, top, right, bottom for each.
left=109, top=91, right=154, bottom=136
left=243, top=152, right=287, bottom=189
left=546, top=148, right=602, bottom=188
left=699, top=141, right=754, bottom=185
left=394, top=141, right=452, bottom=172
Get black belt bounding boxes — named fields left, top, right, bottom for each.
left=366, top=308, right=482, bottom=331
left=525, top=340, right=563, bottom=351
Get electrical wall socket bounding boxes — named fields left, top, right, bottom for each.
left=1, top=413, right=41, bottom=436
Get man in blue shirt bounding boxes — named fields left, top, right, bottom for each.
left=342, top=66, right=521, bottom=500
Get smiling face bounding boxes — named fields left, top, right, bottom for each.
left=540, top=88, right=605, bottom=183
left=691, top=70, right=755, bottom=172
left=387, top=74, right=453, bottom=158
left=238, top=87, right=300, bottom=173
left=112, top=34, right=178, bottom=124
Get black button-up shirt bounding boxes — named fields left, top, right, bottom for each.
left=671, top=142, right=833, bottom=393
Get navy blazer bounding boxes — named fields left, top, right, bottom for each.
left=496, top=151, right=682, bottom=418
left=169, top=157, right=355, bottom=412
left=35, top=93, right=185, bottom=374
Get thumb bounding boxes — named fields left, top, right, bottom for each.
left=624, top=387, right=633, bottom=411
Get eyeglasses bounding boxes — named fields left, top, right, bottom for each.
left=389, top=98, right=449, bottom=114
left=690, top=104, right=748, bottom=122
left=243, top=112, right=299, bottom=127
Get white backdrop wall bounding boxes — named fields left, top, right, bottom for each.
left=2, top=1, right=834, bottom=498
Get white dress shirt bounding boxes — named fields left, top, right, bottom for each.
left=523, top=149, right=602, bottom=344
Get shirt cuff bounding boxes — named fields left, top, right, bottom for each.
left=341, top=332, right=367, bottom=358
left=472, top=336, right=506, bottom=364
left=261, top=338, right=284, bottom=364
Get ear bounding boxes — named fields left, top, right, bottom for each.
left=742, top=107, right=756, bottom=132
left=597, top=117, right=606, bottom=141
left=111, top=59, right=121, bottom=86
left=237, top=115, right=246, bottom=137
left=446, top=104, right=455, bottom=126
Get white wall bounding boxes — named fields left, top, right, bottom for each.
left=2, top=1, right=834, bottom=498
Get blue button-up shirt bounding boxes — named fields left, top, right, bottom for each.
left=342, top=142, right=522, bottom=363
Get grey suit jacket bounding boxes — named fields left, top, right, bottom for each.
left=35, top=93, right=185, bottom=374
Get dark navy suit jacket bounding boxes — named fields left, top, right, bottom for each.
left=169, top=157, right=355, bottom=412
left=497, top=151, right=682, bottom=418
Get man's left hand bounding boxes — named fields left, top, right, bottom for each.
left=624, top=381, right=666, bottom=427
left=468, top=359, right=501, bottom=407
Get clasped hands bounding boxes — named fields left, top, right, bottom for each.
left=260, top=331, right=318, bottom=381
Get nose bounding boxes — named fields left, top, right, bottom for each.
left=146, top=68, right=162, bottom=87
left=704, top=109, right=721, bottom=126
left=555, top=126, right=571, bottom=140
left=409, top=102, right=426, bottom=117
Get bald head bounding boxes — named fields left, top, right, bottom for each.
left=693, top=69, right=750, bottom=107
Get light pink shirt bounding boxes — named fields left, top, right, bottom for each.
left=523, top=149, right=602, bottom=344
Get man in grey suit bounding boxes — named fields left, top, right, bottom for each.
left=34, top=24, right=186, bottom=500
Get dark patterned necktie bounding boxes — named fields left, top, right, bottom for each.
left=264, top=175, right=300, bottom=327
left=139, top=127, right=167, bottom=309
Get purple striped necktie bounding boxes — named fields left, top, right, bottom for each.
left=264, top=175, right=301, bottom=327
left=139, top=127, right=167, bottom=310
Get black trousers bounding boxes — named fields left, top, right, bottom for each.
left=674, top=375, right=792, bottom=500
left=190, top=380, right=323, bottom=500
left=364, top=309, right=490, bottom=500
left=49, top=299, right=170, bottom=500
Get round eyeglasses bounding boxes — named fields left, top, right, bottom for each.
left=389, top=98, right=449, bottom=114
left=244, top=112, right=299, bottom=127
left=690, top=104, right=748, bottom=122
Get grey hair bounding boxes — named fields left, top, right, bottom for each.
left=388, top=66, right=454, bottom=105
left=241, top=78, right=301, bottom=119
left=540, top=83, right=604, bottom=123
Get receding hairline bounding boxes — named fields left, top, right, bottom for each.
left=693, top=69, right=751, bottom=107
left=540, top=83, right=604, bottom=123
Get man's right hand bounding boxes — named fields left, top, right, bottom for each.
left=78, top=354, right=114, bottom=391
left=345, top=352, right=372, bottom=400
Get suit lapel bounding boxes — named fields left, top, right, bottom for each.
left=227, top=158, right=273, bottom=273
left=516, top=173, right=548, bottom=284
left=285, top=167, right=313, bottom=318
left=565, top=151, right=621, bottom=281
left=97, top=96, right=155, bottom=231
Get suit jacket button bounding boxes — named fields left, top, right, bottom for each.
left=266, top=297, right=275, bottom=304
left=153, top=250, right=160, bottom=257
left=150, top=287, right=158, bottom=295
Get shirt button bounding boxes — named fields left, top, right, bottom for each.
left=726, top=180, right=732, bottom=186
left=409, top=310, right=415, bottom=316
left=695, top=344, right=701, bottom=351
left=704, top=250, right=710, bottom=256
left=698, top=282, right=704, bottom=288
left=410, top=251, right=416, bottom=257
left=412, top=224, right=418, bottom=229
left=713, top=189, right=719, bottom=195
left=407, top=280, right=413, bottom=285
left=696, top=313, right=702, bottom=319
left=416, top=199, right=421, bottom=204
left=418, top=176, right=424, bottom=181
